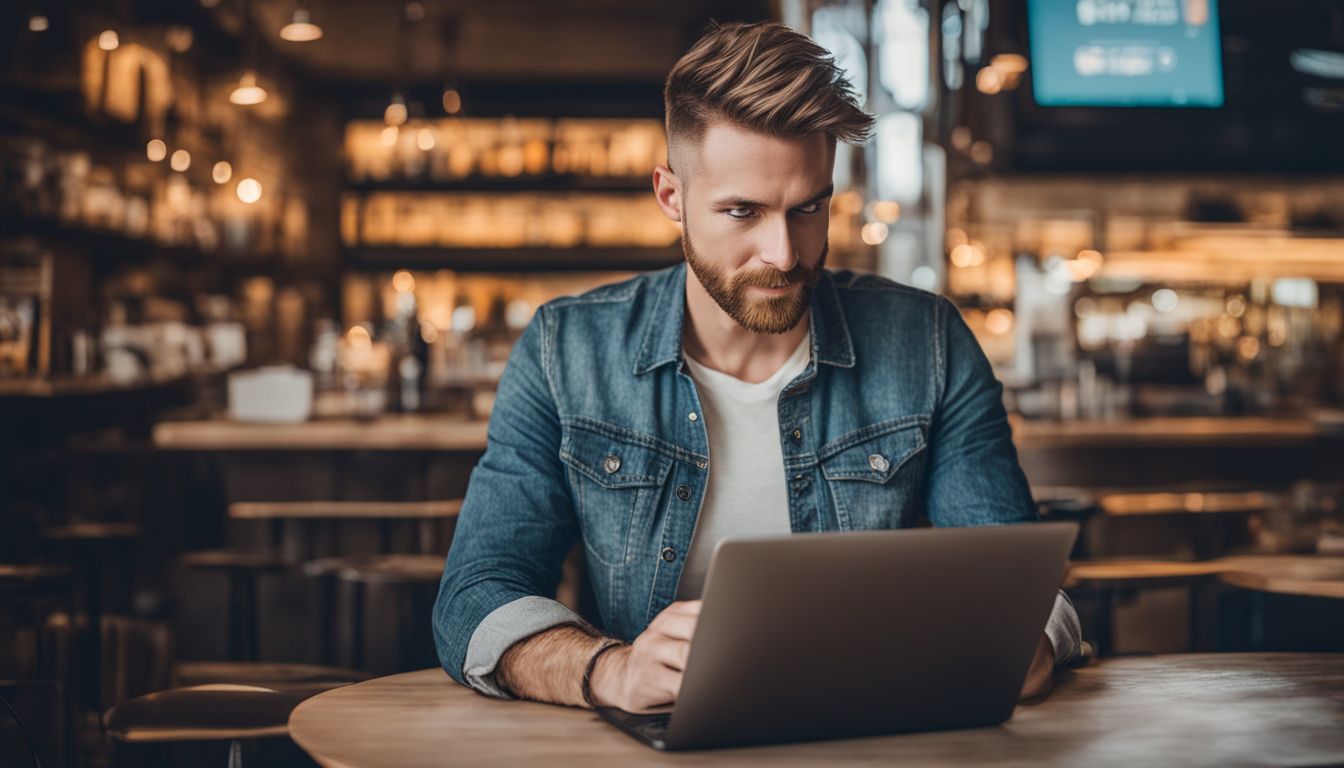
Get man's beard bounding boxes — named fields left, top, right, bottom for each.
left=682, top=225, right=827, bottom=335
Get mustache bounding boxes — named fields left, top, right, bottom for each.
left=734, top=265, right=810, bottom=289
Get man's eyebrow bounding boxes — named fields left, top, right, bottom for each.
left=710, top=183, right=835, bottom=210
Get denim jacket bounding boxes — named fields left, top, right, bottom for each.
left=433, top=263, right=1081, bottom=697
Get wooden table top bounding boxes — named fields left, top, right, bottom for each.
left=152, top=414, right=489, bottom=451
left=1065, top=555, right=1344, bottom=599
left=288, top=653, right=1344, bottom=768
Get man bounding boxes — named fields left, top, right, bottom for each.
left=434, top=20, right=1082, bottom=714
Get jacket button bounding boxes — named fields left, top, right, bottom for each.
left=695, top=459, right=707, bottom=470
left=868, top=453, right=890, bottom=473
left=675, top=484, right=691, bottom=501
left=661, top=547, right=677, bottom=562
left=603, top=454, right=621, bottom=474
left=688, top=412, right=698, bottom=422
left=791, top=428, right=802, bottom=442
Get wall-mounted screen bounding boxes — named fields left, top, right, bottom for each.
left=1027, top=0, right=1224, bottom=107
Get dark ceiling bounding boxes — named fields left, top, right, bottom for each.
left=242, top=0, right=775, bottom=85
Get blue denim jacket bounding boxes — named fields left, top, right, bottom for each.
left=434, top=263, right=1079, bottom=697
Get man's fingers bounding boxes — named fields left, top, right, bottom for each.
left=649, top=637, right=692, bottom=671
left=654, top=612, right=698, bottom=642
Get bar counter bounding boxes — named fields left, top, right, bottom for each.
left=152, top=413, right=1340, bottom=454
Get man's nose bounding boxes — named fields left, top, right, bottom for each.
left=758, top=218, right=799, bottom=273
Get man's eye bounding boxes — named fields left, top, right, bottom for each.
left=794, top=202, right=823, bottom=215
left=725, top=208, right=755, bottom=220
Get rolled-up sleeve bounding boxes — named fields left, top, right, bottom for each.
left=432, top=307, right=583, bottom=696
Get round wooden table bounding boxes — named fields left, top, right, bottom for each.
left=288, top=653, right=1344, bottom=767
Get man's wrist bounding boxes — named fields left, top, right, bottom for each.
left=586, top=642, right=629, bottom=709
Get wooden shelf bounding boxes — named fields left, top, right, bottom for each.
left=344, top=245, right=680, bottom=272
left=346, top=175, right=651, bottom=194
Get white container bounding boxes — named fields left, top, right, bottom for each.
left=228, top=365, right=313, bottom=423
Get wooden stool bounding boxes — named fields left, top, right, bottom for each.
left=41, top=522, right=138, bottom=714
left=177, top=551, right=288, bottom=662
left=231, top=501, right=460, bottom=670
left=1065, top=559, right=1226, bottom=655
left=303, top=555, right=445, bottom=672
left=0, top=565, right=74, bottom=679
left=103, top=679, right=355, bottom=768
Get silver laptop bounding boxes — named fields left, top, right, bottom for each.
left=595, top=521, right=1078, bottom=750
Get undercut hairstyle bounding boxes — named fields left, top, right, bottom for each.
left=663, top=20, right=874, bottom=172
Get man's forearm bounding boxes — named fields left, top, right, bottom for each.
left=496, top=624, right=610, bottom=707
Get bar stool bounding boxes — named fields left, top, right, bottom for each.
left=0, top=566, right=75, bottom=768
left=103, top=675, right=364, bottom=768
left=40, top=522, right=139, bottom=713
left=176, top=551, right=288, bottom=663
left=230, top=500, right=459, bottom=670
left=311, top=555, right=445, bottom=672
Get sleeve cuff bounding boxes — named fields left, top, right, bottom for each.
left=461, top=595, right=588, bottom=699
left=1044, top=590, right=1084, bottom=667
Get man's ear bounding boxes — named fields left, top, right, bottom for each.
left=652, top=165, right=683, bottom=224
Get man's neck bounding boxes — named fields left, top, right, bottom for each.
left=682, top=268, right=810, bottom=384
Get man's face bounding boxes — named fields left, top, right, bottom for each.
left=673, top=122, right=835, bottom=335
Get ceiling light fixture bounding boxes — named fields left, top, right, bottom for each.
left=229, top=70, right=268, bottom=105
left=280, top=7, right=323, bottom=42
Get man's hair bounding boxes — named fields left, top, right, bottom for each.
left=663, top=20, right=874, bottom=170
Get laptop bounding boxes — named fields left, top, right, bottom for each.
left=595, top=521, right=1078, bottom=751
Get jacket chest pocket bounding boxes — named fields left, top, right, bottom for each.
left=560, top=424, right=673, bottom=567
left=820, top=419, right=928, bottom=531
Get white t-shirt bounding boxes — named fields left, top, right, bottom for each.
left=675, top=330, right=812, bottom=599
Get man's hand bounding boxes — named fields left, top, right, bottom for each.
left=1018, top=633, right=1055, bottom=701
left=589, top=600, right=701, bottom=712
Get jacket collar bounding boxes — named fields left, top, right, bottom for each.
left=633, top=261, right=855, bottom=375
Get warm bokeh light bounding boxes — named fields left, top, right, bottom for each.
left=950, top=242, right=987, bottom=268
left=97, top=29, right=119, bottom=51
left=379, top=126, right=399, bottom=147
left=236, top=177, right=263, bottom=204
left=442, top=89, right=462, bottom=114
left=28, top=15, right=49, bottom=32
left=416, top=127, right=436, bottom=151
left=280, top=9, right=323, bottom=42
left=146, top=139, right=167, bottom=162
left=975, top=67, right=1002, bottom=95
left=170, top=149, right=191, bottom=172
left=861, top=221, right=889, bottom=246
left=985, top=308, right=1015, bottom=336
left=392, top=270, right=416, bottom=293
left=871, top=201, right=902, bottom=223
left=384, top=95, right=408, bottom=126
left=166, top=25, right=193, bottom=52
left=212, top=161, right=233, bottom=184
left=229, top=71, right=268, bottom=105
left=990, top=53, right=1029, bottom=76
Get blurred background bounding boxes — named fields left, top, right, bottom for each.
left=2, top=0, right=1343, bottom=765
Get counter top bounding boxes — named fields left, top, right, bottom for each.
left=1009, top=415, right=1337, bottom=449
left=153, top=413, right=1337, bottom=453
left=152, top=414, right=489, bottom=451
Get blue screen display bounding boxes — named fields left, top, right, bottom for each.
left=1027, top=0, right=1224, bottom=107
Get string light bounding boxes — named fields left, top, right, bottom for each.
left=170, top=149, right=191, bottom=172
left=29, top=15, right=50, bottom=32
left=212, top=161, right=233, bottom=184
left=146, top=139, right=167, bottom=162
left=384, top=94, right=408, bottom=126
left=98, top=29, right=120, bottom=51
left=442, top=88, right=461, bottom=114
